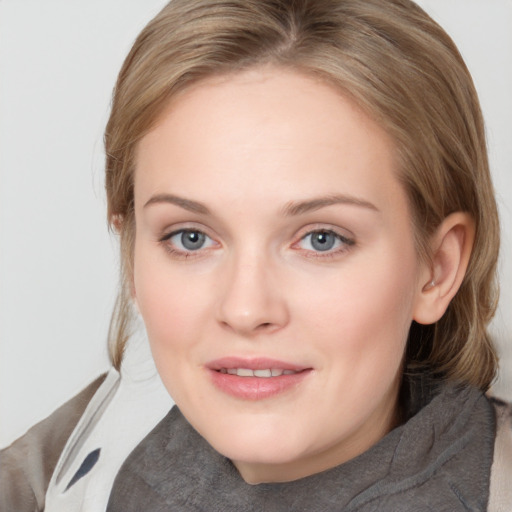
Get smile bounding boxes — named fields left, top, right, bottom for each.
left=207, top=358, right=311, bottom=400
left=218, top=368, right=299, bottom=377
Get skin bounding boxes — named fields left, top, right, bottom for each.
left=132, top=67, right=436, bottom=484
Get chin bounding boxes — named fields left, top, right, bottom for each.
left=202, top=416, right=310, bottom=464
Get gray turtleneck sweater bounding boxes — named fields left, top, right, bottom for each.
left=106, top=382, right=496, bottom=511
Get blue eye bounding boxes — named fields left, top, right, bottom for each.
left=166, top=229, right=215, bottom=252
left=299, top=230, right=353, bottom=253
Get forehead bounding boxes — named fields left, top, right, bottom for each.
left=134, top=67, right=405, bottom=217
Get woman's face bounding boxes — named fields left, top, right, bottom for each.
left=133, top=67, right=427, bottom=483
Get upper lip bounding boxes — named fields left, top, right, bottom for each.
left=205, top=357, right=309, bottom=372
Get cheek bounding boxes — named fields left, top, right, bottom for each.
left=302, top=247, right=417, bottom=364
left=133, top=257, right=212, bottom=403
left=133, top=247, right=211, bottom=351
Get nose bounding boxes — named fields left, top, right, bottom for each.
left=216, top=253, right=290, bottom=336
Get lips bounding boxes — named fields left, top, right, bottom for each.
left=206, top=357, right=312, bottom=400
left=220, top=368, right=299, bottom=377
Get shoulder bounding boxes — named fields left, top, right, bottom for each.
left=0, top=374, right=106, bottom=512
left=488, top=396, right=512, bottom=512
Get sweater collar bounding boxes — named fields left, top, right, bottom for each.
left=108, top=381, right=495, bottom=511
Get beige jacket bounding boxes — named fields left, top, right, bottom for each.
left=1, top=381, right=510, bottom=512
left=0, top=376, right=105, bottom=512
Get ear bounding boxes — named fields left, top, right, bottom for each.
left=413, top=212, right=475, bottom=325
left=111, top=214, right=123, bottom=233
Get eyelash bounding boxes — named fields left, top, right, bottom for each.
left=158, top=227, right=355, bottom=260
left=293, top=229, right=355, bottom=260
left=159, top=228, right=217, bottom=259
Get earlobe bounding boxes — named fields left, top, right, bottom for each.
left=111, top=214, right=123, bottom=233
left=413, top=212, right=475, bottom=325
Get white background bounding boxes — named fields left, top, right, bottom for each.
left=1, top=0, right=511, bottom=448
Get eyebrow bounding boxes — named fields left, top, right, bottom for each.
left=144, top=193, right=211, bottom=215
left=143, top=192, right=379, bottom=216
left=283, top=194, right=379, bottom=216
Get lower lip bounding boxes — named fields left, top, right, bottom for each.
left=208, top=369, right=311, bottom=400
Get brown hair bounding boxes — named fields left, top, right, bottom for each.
left=105, top=0, right=499, bottom=389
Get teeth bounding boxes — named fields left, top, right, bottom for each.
left=253, top=369, right=272, bottom=378
left=219, top=368, right=298, bottom=377
left=237, top=368, right=254, bottom=377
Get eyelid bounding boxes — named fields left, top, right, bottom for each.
left=294, top=223, right=355, bottom=243
left=159, top=222, right=215, bottom=242
left=291, top=225, right=355, bottom=256
left=159, top=225, right=220, bottom=258
left=157, top=223, right=354, bottom=259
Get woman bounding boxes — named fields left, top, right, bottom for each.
left=1, top=0, right=510, bottom=510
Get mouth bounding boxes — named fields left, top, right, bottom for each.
left=218, top=368, right=300, bottom=377
left=206, top=357, right=312, bottom=400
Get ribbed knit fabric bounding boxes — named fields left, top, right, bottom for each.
left=107, top=382, right=495, bottom=512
